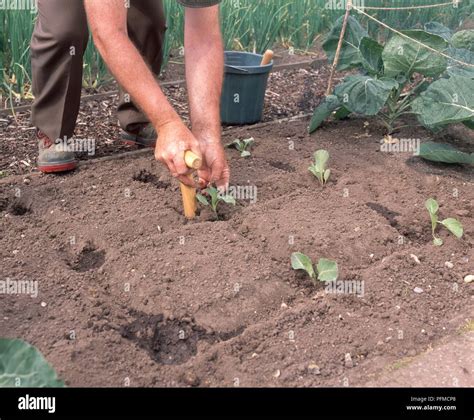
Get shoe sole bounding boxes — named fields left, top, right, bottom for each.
left=120, top=130, right=156, bottom=148
left=38, top=161, right=78, bottom=174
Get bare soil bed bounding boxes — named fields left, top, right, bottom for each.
left=0, top=117, right=472, bottom=387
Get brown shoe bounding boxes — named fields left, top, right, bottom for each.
left=37, top=130, right=77, bottom=173
left=120, top=123, right=157, bottom=148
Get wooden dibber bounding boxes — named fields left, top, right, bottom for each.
left=260, top=49, right=274, bottom=66
left=180, top=150, right=203, bottom=219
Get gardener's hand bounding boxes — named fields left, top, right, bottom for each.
left=155, top=120, right=202, bottom=187
left=195, top=134, right=230, bottom=191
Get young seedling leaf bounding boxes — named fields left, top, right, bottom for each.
left=196, top=193, right=210, bottom=206
left=291, top=252, right=315, bottom=279
left=241, top=151, right=251, bottom=158
left=433, top=237, right=444, bottom=246
left=323, top=169, right=331, bottom=183
left=0, top=339, right=65, bottom=387
left=309, top=150, right=331, bottom=186
left=220, top=194, right=236, bottom=205
left=419, top=142, right=474, bottom=166
left=425, top=198, right=439, bottom=235
left=316, top=258, right=339, bottom=282
left=440, top=218, right=464, bottom=238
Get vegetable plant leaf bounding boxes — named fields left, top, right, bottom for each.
left=425, top=198, right=439, bottom=215
left=411, top=75, right=474, bottom=127
left=316, top=258, right=339, bottom=282
left=324, top=169, right=331, bottom=183
left=220, top=194, right=236, bottom=205
left=196, top=193, right=210, bottom=206
left=334, top=75, right=397, bottom=116
left=419, top=142, right=474, bottom=165
left=434, top=237, right=444, bottom=246
left=0, top=339, right=65, bottom=387
left=314, top=150, right=329, bottom=172
left=446, top=47, right=474, bottom=79
left=291, top=252, right=315, bottom=279
left=424, top=22, right=452, bottom=41
left=463, top=119, right=474, bottom=129
left=334, top=106, right=351, bottom=120
left=359, top=36, right=384, bottom=75
left=440, top=218, right=464, bottom=238
left=323, top=15, right=368, bottom=71
left=425, top=197, right=439, bottom=235
left=382, top=30, right=448, bottom=78
left=309, top=95, right=341, bottom=133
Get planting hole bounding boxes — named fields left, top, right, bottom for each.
left=132, top=170, right=169, bottom=190
left=69, top=243, right=105, bottom=273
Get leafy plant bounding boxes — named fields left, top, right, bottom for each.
left=0, top=339, right=65, bottom=387
left=311, top=17, right=474, bottom=135
left=419, top=142, right=473, bottom=166
left=425, top=198, right=464, bottom=246
left=291, top=252, right=338, bottom=283
left=308, top=149, right=331, bottom=186
left=226, top=137, right=255, bottom=158
left=196, top=186, right=236, bottom=215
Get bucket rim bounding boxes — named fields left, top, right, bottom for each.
left=223, top=50, right=274, bottom=70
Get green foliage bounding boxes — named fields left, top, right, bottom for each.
left=425, top=198, right=464, bottom=246
left=291, top=252, right=338, bottom=283
left=323, top=15, right=368, bottom=71
left=451, top=30, right=474, bottom=51
left=0, top=339, right=64, bottom=387
left=311, top=16, right=474, bottom=135
left=411, top=75, right=474, bottom=127
left=226, top=137, right=254, bottom=158
left=308, top=149, right=331, bottom=186
left=196, top=186, right=236, bottom=214
left=418, top=142, right=474, bottom=166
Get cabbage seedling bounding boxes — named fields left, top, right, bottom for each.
left=226, top=137, right=254, bottom=158
left=308, top=150, right=331, bottom=186
left=425, top=198, right=463, bottom=246
left=197, top=186, right=236, bottom=214
left=291, top=252, right=338, bottom=283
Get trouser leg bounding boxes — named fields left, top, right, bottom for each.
left=31, top=0, right=89, bottom=142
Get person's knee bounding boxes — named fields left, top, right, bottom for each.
left=52, top=25, right=89, bottom=53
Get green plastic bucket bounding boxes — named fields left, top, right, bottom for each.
left=221, top=51, right=274, bottom=125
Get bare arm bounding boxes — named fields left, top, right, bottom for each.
left=184, top=6, right=229, bottom=189
left=84, top=0, right=201, bottom=186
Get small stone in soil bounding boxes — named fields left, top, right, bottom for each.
left=445, top=261, right=454, bottom=269
left=414, top=287, right=424, bottom=294
left=464, top=275, right=474, bottom=284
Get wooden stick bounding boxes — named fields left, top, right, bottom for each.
left=260, top=50, right=274, bottom=66
left=326, top=0, right=352, bottom=96
left=180, top=151, right=202, bottom=219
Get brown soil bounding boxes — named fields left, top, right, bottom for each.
left=0, top=117, right=472, bottom=387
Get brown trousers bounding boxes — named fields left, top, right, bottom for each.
left=31, top=0, right=166, bottom=142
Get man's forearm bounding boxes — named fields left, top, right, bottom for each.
left=184, top=6, right=224, bottom=141
left=84, top=0, right=180, bottom=130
